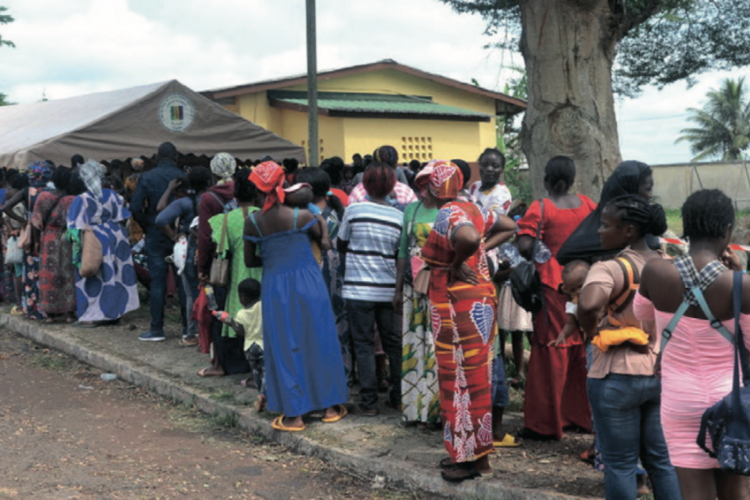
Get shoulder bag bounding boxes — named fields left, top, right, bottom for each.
left=662, top=271, right=750, bottom=475
left=80, top=229, right=103, bottom=278
left=510, top=200, right=545, bottom=313
left=208, top=212, right=231, bottom=288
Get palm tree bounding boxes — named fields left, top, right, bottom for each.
left=677, top=78, right=750, bottom=161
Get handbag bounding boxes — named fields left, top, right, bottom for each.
left=17, top=224, right=31, bottom=252
left=5, top=236, right=23, bottom=264
left=510, top=200, right=545, bottom=313
left=80, top=229, right=103, bottom=278
left=208, top=212, right=231, bottom=288
left=662, top=271, right=750, bottom=475
left=413, top=264, right=431, bottom=296
left=403, top=201, right=423, bottom=286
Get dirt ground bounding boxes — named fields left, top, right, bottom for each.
left=2, top=302, right=620, bottom=499
left=0, top=329, right=443, bottom=500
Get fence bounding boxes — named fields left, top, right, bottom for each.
left=652, top=160, right=750, bottom=210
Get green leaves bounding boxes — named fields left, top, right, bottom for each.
left=0, top=5, right=14, bottom=49
left=676, top=78, right=750, bottom=161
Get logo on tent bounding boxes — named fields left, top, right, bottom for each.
left=159, top=94, right=195, bottom=132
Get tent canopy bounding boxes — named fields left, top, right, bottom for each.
left=0, top=80, right=306, bottom=168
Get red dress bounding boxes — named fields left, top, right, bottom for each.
left=30, top=192, right=76, bottom=316
left=516, top=195, right=596, bottom=438
left=422, top=200, right=497, bottom=463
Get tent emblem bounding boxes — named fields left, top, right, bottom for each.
left=159, top=94, right=195, bottom=132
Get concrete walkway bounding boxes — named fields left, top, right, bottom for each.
left=0, top=310, right=598, bottom=499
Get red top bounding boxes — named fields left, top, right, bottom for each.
left=516, top=194, right=596, bottom=289
left=329, top=188, right=349, bottom=206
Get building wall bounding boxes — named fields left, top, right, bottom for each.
left=652, top=161, right=750, bottom=209
left=343, top=116, right=483, bottom=164
left=227, top=68, right=501, bottom=164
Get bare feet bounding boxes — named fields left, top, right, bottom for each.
left=197, top=366, right=225, bottom=377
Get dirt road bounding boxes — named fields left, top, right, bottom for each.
left=0, top=329, right=435, bottom=500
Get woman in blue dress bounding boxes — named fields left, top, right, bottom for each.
left=243, top=161, right=348, bottom=432
left=67, top=160, right=140, bottom=324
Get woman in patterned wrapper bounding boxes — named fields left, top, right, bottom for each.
left=67, top=161, right=140, bottom=326
left=420, top=161, right=516, bottom=483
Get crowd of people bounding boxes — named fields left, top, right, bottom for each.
left=1, top=141, right=748, bottom=499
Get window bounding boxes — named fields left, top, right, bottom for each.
left=401, top=136, right=433, bottom=161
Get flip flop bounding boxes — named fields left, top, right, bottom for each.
left=494, top=433, right=522, bottom=447
left=321, top=404, right=348, bottom=423
left=271, top=415, right=306, bottom=432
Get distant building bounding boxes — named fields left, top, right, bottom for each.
left=202, top=59, right=526, bottom=165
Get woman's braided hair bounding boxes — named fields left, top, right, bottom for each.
left=606, top=194, right=668, bottom=238
left=682, top=189, right=735, bottom=241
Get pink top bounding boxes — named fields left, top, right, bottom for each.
left=633, top=291, right=750, bottom=468
left=348, top=181, right=417, bottom=206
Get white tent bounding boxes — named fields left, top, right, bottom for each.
left=0, top=79, right=306, bottom=168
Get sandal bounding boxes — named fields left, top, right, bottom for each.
left=322, top=404, right=348, bottom=423
left=440, top=463, right=481, bottom=483
left=10, top=306, right=23, bottom=315
left=178, top=337, right=198, bottom=347
left=494, top=433, right=522, bottom=447
left=271, top=415, right=306, bottom=432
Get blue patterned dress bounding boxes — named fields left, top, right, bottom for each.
left=67, top=189, right=140, bottom=321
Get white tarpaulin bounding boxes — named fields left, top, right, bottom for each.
left=0, top=79, right=306, bottom=168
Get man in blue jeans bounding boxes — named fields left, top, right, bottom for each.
left=130, top=142, right=185, bottom=341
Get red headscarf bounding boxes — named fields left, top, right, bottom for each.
left=250, top=161, right=286, bottom=213
left=428, top=160, right=463, bottom=200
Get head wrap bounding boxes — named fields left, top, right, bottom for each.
left=249, top=161, right=285, bottom=213
left=427, top=160, right=463, bottom=200
left=27, top=161, right=53, bottom=188
left=414, top=165, right=434, bottom=191
left=79, top=159, right=104, bottom=199
left=373, top=145, right=398, bottom=167
left=210, top=152, right=236, bottom=182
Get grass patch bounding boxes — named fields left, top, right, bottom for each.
left=210, top=412, right=238, bottom=429
left=209, top=391, right=235, bottom=402
left=28, top=349, right=73, bottom=371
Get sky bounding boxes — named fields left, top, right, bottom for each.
left=0, top=0, right=747, bottom=166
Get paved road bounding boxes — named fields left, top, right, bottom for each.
left=0, top=329, right=434, bottom=500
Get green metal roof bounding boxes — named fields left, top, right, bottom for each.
left=267, top=91, right=491, bottom=122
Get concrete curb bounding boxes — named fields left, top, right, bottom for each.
left=1, top=314, right=584, bottom=500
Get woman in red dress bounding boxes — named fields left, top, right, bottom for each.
left=421, top=161, right=516, bottom=482
left=516, top=156, right=596, bottom=440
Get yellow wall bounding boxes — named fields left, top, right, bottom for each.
left=229, top=68, right=501, bottom=164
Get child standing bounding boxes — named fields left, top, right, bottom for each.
left=213, top=278, right=265, bottom=410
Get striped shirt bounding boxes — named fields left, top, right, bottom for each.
left=339, top=202, right=403, bottom=302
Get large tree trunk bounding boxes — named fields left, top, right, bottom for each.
left=519, top=0, right=621, bottom=200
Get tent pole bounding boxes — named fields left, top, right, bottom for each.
left=306, top=0, right=319, bottom=167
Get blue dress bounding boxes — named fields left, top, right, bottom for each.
left=67, top=189, right=140, bottom=322
left=245, top=209, right=348, bottom=416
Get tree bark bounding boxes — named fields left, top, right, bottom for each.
left=519, top=0, right=621, bottom=199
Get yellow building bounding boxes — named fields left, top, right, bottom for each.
left=202, top=59, right=525, bottom=165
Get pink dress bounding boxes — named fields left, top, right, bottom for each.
left=633, top=292, right=750, bottom=468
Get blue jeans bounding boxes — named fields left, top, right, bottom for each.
left=145, top=239, right=172, bottom=333
left=491, top=353, right=508, bottom=409
left=587, top=374, right=682, bottom=500
left=180, top=243, right=199, bottom=337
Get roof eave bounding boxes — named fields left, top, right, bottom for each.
left=208, top=59, right=526, bottom=112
